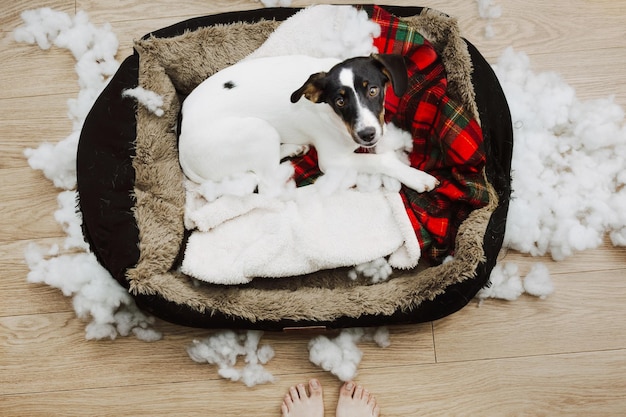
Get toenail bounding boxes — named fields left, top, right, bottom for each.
left=346, top=382, right=354, bottom=390
left=311, top=379, right=319, bottom=388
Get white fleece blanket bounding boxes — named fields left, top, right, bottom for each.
left=181, top=5, right=420, bottom=285
left=183, top=187, right=420, bottom=285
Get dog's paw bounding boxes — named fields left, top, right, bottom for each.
left=381, top=175, right=402, bottom=192
left=405, top=171, right=439, bottom=193
left=348, top=258, right=393, bottom=283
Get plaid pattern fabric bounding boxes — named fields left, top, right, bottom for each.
left=288, top=6, right=491, bottom=262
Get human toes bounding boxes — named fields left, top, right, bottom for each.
left=339, top=380, right=357, bottom=398
left=337, top=381, right=380, bottom=417
left=281, top=379, right=325, bottom=417
left=308, top=378, right=323, bottom=398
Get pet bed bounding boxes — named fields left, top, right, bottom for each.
left=77, top=5, right=512, bottom=330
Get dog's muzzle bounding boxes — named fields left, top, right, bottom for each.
left=355, top=127, right=379, bottom=148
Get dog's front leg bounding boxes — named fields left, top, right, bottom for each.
left=344, top=152, right=439, bottom=193
left=384, top=155, right=439, bottom=193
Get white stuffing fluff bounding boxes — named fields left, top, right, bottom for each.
left=187, top=331, right=275, bottom=387
left=496, top=48, right=626, bottom=260
left=15, top=9, right=161, bottom=342
left=348, top=257, right=393, bottom=283
left=478, top=262, right=554, bottom=302
left=523, top=263, right=555, bottom=299
left=24, top=244, right=161, bottom=341
left=476, top=0, right=502, bottom=39
left=480, top=48, right=626, bottom=303
left=257, top=0, right=292, bottom=7
left=23, top=131, right=80, bottom=190
left=184, top=161, right=294, bottom=213
left=308, top=327, right=390, bottom=381
left=54, top=190, right=89, bottom=251
left=16, top=7, right=119, bottom=189
left=122, top=86, right=165, bottom=117
left=477, top=262, right=524, bottom=301
left=247, top=5, right=380, bottom=61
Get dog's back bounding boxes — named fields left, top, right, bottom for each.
left=179, top=56, right=340, bottom=185
left=181, top=55, right=340, bottom=138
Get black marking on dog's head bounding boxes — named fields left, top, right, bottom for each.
left=291, top=54, right=408, bottom=147
left=223, top=81, right=236, bottom=89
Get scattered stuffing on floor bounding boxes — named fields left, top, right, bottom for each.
left=475, top=0, right=502, bottom=38
left=257, top=0, right=293, bottom=7
left=308, top=328, right=391, bottom=381
left=477, top=262, right=554, bottom=302
left=14, top=8, right=161, bottom=341
left=187, top=330, right=276, bottom=387
left=13, top=6, right=625, bottom=383
left=495, top=47, right=626, bottom=259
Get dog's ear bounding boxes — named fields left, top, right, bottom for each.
left=291, top=72, right=327, bottom=103
left=372, top=54, right=409, bottom=97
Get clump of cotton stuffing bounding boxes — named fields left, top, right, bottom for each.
left=15, top=9, right=160, bottom=342
left=477, top=262, right=524, bottom=301
left=15, top=8, right=120, bottom=189
left=247, top=5, right=380, bottom=61
left=13, top=8, right=72, bottom=49
left=496, top=48, right=626, bottom=260
left=24, top=244, right=161, bottom=341
left=523, top=263, right=554, bottom=299
left=257, top=0, right=292, bottom=6
left=308, top=327, right=391, bottom=381
left=348, top=258, right=393, bottom=283
left=187, top=331, right=275, bottom=387
left=122, top=86, right=165, bottom=117
left=476, top=0, right=502, bottom=38
left=477, top=262, right=554, bottom=302
left=53, top=190, right=90, bottom=251
left=23, top=131, right=79, bottom=190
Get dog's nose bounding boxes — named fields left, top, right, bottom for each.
left=357, top=127, right=377, bottom=143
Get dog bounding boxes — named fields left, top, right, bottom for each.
left=178, top=54, right=439, bottom=194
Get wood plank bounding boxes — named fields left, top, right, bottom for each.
left=508, top=47, right=626, bottom=108
left=76, top=0, right=267, bottom=26
left=0, top=238, right=73, bottom=317
left=457, top=0, right=626, bottom=56
left=0, top=311, right=433, bottom=395
left=0, top=94, right=76, bottom=170
left=0, top=33, right=79, bottom=100
left=501, top=239, right=626, bottom=276
left=0, top=0, right=74, bottom=33
left=433, top=269, right=626, bottom=363
left=1, top=350, right=624, bottom=416
left=0, top=167, right=64, bottom=243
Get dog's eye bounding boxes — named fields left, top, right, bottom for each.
left=369, top=86, right=380, bottom=97
left=335, top=97, right=345, bottom=107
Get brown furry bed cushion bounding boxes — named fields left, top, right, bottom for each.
left=125, top=7, right=497, bottom=323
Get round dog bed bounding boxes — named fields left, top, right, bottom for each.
left=77, top=5, right=512, bottom=330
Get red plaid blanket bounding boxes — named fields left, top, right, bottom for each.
left=290, top=6, right=490, bottom=262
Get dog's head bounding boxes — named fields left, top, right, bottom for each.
left=291, top=54, right=408, bottom=148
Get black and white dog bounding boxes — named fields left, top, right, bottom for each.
left=178, top=54, right=438, bottom=194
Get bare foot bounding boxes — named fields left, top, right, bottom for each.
left=336, top=381, right=380, bottom=417
left=281, top=379, right=324, bottom=417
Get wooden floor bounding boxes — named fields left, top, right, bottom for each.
left=2, top=1, right=625, bottom=415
